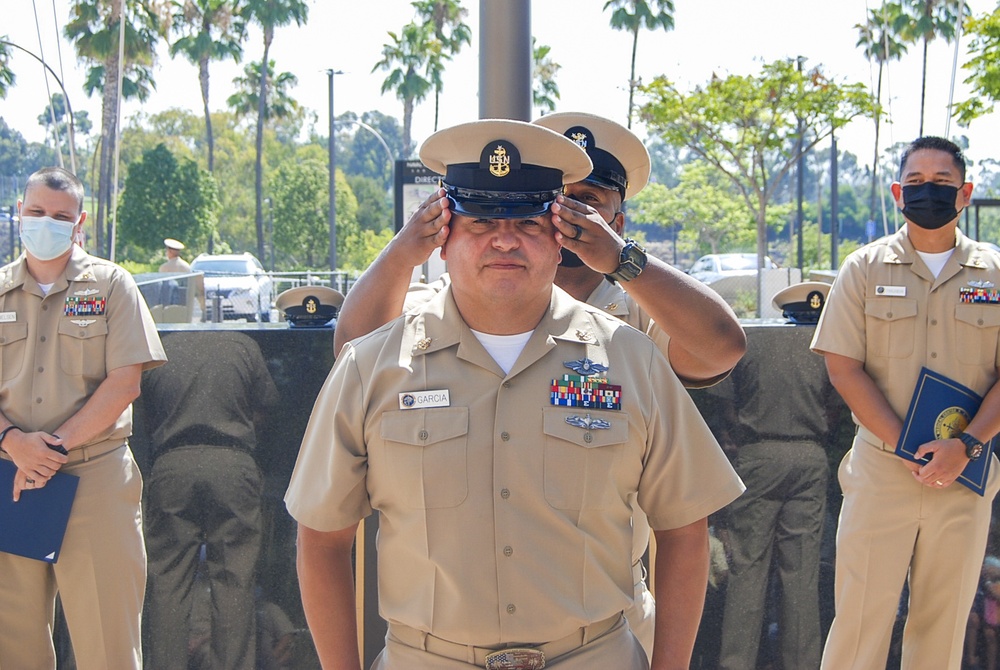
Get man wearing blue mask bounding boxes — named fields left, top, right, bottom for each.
left=0, top=167, right=165, bottom=668
left=812, top=136, right=1000, bottom=669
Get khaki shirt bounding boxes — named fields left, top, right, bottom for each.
left=159, top=257, right=191, bottom=273
left=0, top=247, right=166, bottom=443
left=811, top=228, right=1000, bottom=420
left=287, top=285, right=743, bottom=645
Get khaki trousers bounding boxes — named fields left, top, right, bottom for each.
left=0, top=445, right=145, bottom=670
left=821, top=433, right=999, bottom=670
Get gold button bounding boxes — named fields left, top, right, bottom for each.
left=584, top=433, right=593, bottom=443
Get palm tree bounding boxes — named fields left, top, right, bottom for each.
left=412, top=0, right=471, bottom=132
left=0, top=40, right=14, bottom=98
left=65, top=0, right=168, bottom=257
left=603, top=0, right=675, bottom=128
left=169, top=0, right=246, bottom=172
left=372, top=22, right=433, bottom=157
left=226, top=60, right=299, bottom=121
left=856, top=2, right=907, bottom=223
left=897, top=0, right=967, bottom=135
left=240, top=0, right=308, bottom=262
left=532, top=38, right=561, bottom=116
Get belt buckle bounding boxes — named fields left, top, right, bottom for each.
left=484, top=647, right=545, bottom=670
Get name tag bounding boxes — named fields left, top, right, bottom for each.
left=875, top=285, right=906, bottom=297
left=0, top=312, right=14, bottom=323
left=399, top=390, right=450, bottom=409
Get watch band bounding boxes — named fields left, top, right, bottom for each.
left=605, top=239, right=647, bottom=284
left=957, top=431, right=985, bottom=460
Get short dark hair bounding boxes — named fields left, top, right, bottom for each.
left=23, top=167, right=85, bottom=216
left=898, top=136, right=967, bottom=182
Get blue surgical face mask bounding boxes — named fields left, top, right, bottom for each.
left=19, top=215, right=76, bottom=261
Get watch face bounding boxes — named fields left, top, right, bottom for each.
left=970, top=443, right=984, bottom=459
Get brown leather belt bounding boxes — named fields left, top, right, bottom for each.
left=389, top=612, right=622, bottom=669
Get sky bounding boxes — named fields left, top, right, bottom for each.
left=4, top=0, right=1000, bottom=181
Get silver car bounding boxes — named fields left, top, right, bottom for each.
left=190, top=253, right=274, bottom=322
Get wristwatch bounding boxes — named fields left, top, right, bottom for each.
left=957, top=431, right=985, bottom=460
left=605, top=239, right=647, bottom=283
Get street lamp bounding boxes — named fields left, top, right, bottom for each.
left=0, top=40, right=77, bottom=173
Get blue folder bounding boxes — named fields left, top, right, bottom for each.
left=896, top=367, right=993, bottom=496
left=0, top=459, right=79, bottom=562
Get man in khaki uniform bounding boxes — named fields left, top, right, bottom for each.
left=287, top=119, right=744, bottom=670
left=812, top=137, right=1000, bottom=669
left=159, top=238, right=191, bottom=273
left=0, top=167, right=166, bottom=669
left=332, top=113, right=747, bottom=661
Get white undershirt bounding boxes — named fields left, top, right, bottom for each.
left=471, top=329, right=533, bottom=375
left=916, top=249, right=955, bottom=278
left=37, top=282, right=54, bottom=296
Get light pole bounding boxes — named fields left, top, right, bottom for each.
left=0, top=40, right=77, bottom=173
left=327, top=69, right=344, bottom=274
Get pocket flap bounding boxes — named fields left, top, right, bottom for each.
left=864, top=297, right=917, bottom=322
left=58, top=318, right=109, bottom=339
left=956, top=303, right=1000, bottom=329
left=543, top=407, right=628, bottom=448
left=381, top=407, right=469, bottom=446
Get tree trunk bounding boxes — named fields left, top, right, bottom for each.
left=919, top=36, right=929, bottom=136
left=403, top=97, right=414, bottom=158
left=627, top=27, right=639, bottom=129
left=200, top=53, right=214, bottom=172
left=96, top=32, right=122, bottom=258
left=255, top=36, right=271, bottom=261
left=869, top=62, right=883, bottom=237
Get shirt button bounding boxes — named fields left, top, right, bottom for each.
left=584, top=432, right=593, bottom=443
left=418, top=430, right=429, bottom=441
left=502, top=381, right=511, bottom=389
left=35, top=397, right=42, bottom=404
left=500, top=488, right=510, bottom=499
left=39, top=336, right=46, bottom=342
left=506, top=604, right=516, bottom=615
left=931, top=352, right=937, bottom=358
left=42, top=305, right=48, bottom=311
left=500, top=431, right=510, bottom=441
left=503, top=546, right=513, bottom=557
left=886, top=312, right=893, bottom=318
left=930, top=319, right=937, bottom=326
left=37, top=367, right=43, bottom=373
left=979, top=319, right=985, bottom=326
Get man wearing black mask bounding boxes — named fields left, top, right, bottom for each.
left=811, top=136, right=1000, bottom=669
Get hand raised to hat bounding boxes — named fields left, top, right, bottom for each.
left=384, top=188, right=452, bottom=268
left=550, top=194, right=626, bottom=275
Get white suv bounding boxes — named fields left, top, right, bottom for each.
left=190, top=253, right=274, bottom=322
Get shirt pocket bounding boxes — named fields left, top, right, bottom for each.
left=542, top=407, right=627, bottom=511
left=380, top=407, right=469, bottom=509
left=0, top=322, right=28, bottom=381
left=58, top=318, right=108, bottom=378
left=865, top=298, right=917, bottom=359
left=955, top=303, right=1000, bottom=365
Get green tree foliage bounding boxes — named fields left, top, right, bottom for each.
left=347, top=174, right=392, bottom=233
left=269, top=158, right=363, bottom=270
left=629, top=163, right=756, bottom=259
left=0, top=39, right=14, bottom=98
left=603, top=0, right=675, bottom=128
left=169, top=0, right=246, bottom=172
left=117, top=143, right=219, bottom=260
left=954, top=5, right=1000, bottom=126
left=412, top=0, right=471, bottom=132
left=373, top=22, right=433, bottom=157
left=240, top=0, right=308, bottom=262
left=65, top=0, right=169, bottom=258
left=641, top=59, right=875, bottom=281
left=532, top=38, right=561, bottom=116
left=335, top=110, right=404, bottom=189
left=227, top=60, right=300, bottom=121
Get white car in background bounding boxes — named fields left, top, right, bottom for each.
left=688, top=253, right=778, bottom=284
left=190, top=253, right=273, bottom=322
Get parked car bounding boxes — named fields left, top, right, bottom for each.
left=190, top=253, right=273, bottom=322
left=688, top=253, right=778, bottom=284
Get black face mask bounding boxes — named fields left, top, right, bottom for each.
left=901, top=182, right=961, bottom=230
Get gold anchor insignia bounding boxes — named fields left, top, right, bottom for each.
left=489, top=145, right=511, bottom=178
left=570, top=131, right=588, bottom=148
left=575, top=329, right=593, bottom=342
left=305, top=298, right=317, bottom=314
left=808, top=293, right=823, bottom=310
left=416, top=337, right=432, bottom=350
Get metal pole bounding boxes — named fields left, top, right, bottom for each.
left=795, top=57, right=805, bottom=270
left=479, top=0, right=531, bottom=121
left=830, top=134, right=839, bottom=269
left=327, top=69, right=341, bottom=273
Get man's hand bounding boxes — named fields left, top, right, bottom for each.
left=390, top=188, right=452, bottom=268
left=550, top=194, right=624, bottom=274
left=4, top=429, right=68, bottom=500
left=912, top=438, right=970, bottom=488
